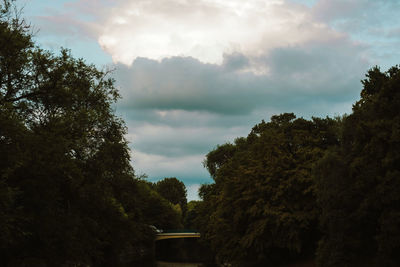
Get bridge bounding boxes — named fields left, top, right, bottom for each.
left=154, top=229, right=210, bottom=263
left=155, top=229, right=201, bottom=241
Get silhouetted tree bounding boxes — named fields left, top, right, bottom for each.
left=0, top=2, right=180, bottom=265
left=200, top=114, right=341, bottom=266
left=316, top=66, right=400, bottom=267
left=154, top=177, right=187, bottom=219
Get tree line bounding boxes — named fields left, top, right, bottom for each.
left=2, top=0, right=400, bottom=266
left=187, top=67, right=400, bottom=266
left=0, top=2, right=188, bottom=265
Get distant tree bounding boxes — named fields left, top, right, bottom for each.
left=154, top=177, right=187, bottom=217
left=316, top=66, right=400, bottom=267
left=137, top=180, right=183, bottom=230
left=184, top=200, right=201, bottom=229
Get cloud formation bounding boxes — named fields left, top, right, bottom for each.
left=115, top=39, right=367, bottom=116
left=24, top=0, right=400, bottom=199
left=114, top=35, right=368, bottom=191
left=98, top=0, right=344, bottom=66
left=103, top=0, right=372, bottom=196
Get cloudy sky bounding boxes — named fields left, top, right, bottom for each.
left=23, top=0, right=400, bottom=200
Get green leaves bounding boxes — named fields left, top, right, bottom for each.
left=198, top=114, right=341, bottom=265
left=0, top=6, right=177, bottom=266
left=316, top=66, right=400, bottom=267
left=154, top=177, right=187, bottom=211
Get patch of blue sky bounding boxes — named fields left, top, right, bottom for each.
left=23, top=0, right=112, bottom=67
left=21, top=0, right=69, bottom=17
left=30, top=32, right=111, bottom=67
left=324, top=3, right=400, bottom=71
left=287, top=0, right=317, bottom=7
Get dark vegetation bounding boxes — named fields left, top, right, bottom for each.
left=0, top=2, right=182, bottom=266
left=155, top=238, right=215, bottom=264
left=1, top=1, right=399, bottom=266
left=189, top=67, right=400, bottom=266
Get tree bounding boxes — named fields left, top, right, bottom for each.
left=0, top=2, right=181, bottom=265
left=200, top=114, right=341, bottom=266
left=316, top=66, right=400, bottom=267
left=154, top=177, right=187, bottom=219
left=184, top=200, right=201, bottom=229
left=137, top=180, right=183, bottom=230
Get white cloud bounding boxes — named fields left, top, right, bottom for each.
left=95, top=0, right=375, bottom=185
left=98, top=0, right=343, bottom=65
left=24, top=0, right=398, bottom=186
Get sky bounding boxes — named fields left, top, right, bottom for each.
left=21, top=0, right=400, bottom=200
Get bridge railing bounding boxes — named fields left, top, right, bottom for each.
left=160, top=229, right=199, bottom=233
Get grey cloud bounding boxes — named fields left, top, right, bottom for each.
left=222, top=52, right=250, bottom=71
left=115, top=36, right=369, bottom=182
left=132, top=126, right=222, bottom=157
left=115, top=39, right=368, bottom=117
left=116, top=56, right=262, bottom=115
left=266, top=40, right=367, bottom=94
left=118, top=108, right=255, bottom=129
left=128, top=123, right=249, bottom=158
left=23, top=0, right=400, bottom=194
left=109, top=0, right=391, bottom=186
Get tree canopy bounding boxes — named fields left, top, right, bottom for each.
left=197, top=113, right=341, bottom=265
left=0, top=2, right=181, bottom=265
left=192, top=65, right=400, bottom=266
left=2, top=1, right=400, bottom=266
left=315, top=66, right=400, bottom=267
left=154, top=177, right=187, bottom=217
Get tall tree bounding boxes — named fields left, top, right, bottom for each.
left=0, top=2, right=180, bottom=265
left=200, top=114, right=341, bottom=266
left=154, top=177, right=187, bottom=218
left=316, top=66, right=400, bottom=267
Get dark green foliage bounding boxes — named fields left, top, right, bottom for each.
left=316, top=66, right=400, bottom=267
left=184, top=200, right=201, bottom=229
left=203, top=143, right=237, bottom=178
left=193, top=66, right=400, bottom=266
left=0, top=3, right=180, bottom=265
left=199, top=114, right=341, bottom=265
left=3, top=2, right=399, bottom=266
left=138, top=180, right=183, bottom=230
left=156, top=238, right=215, bottom=264
left=154, top=177, right=187, bottom=216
